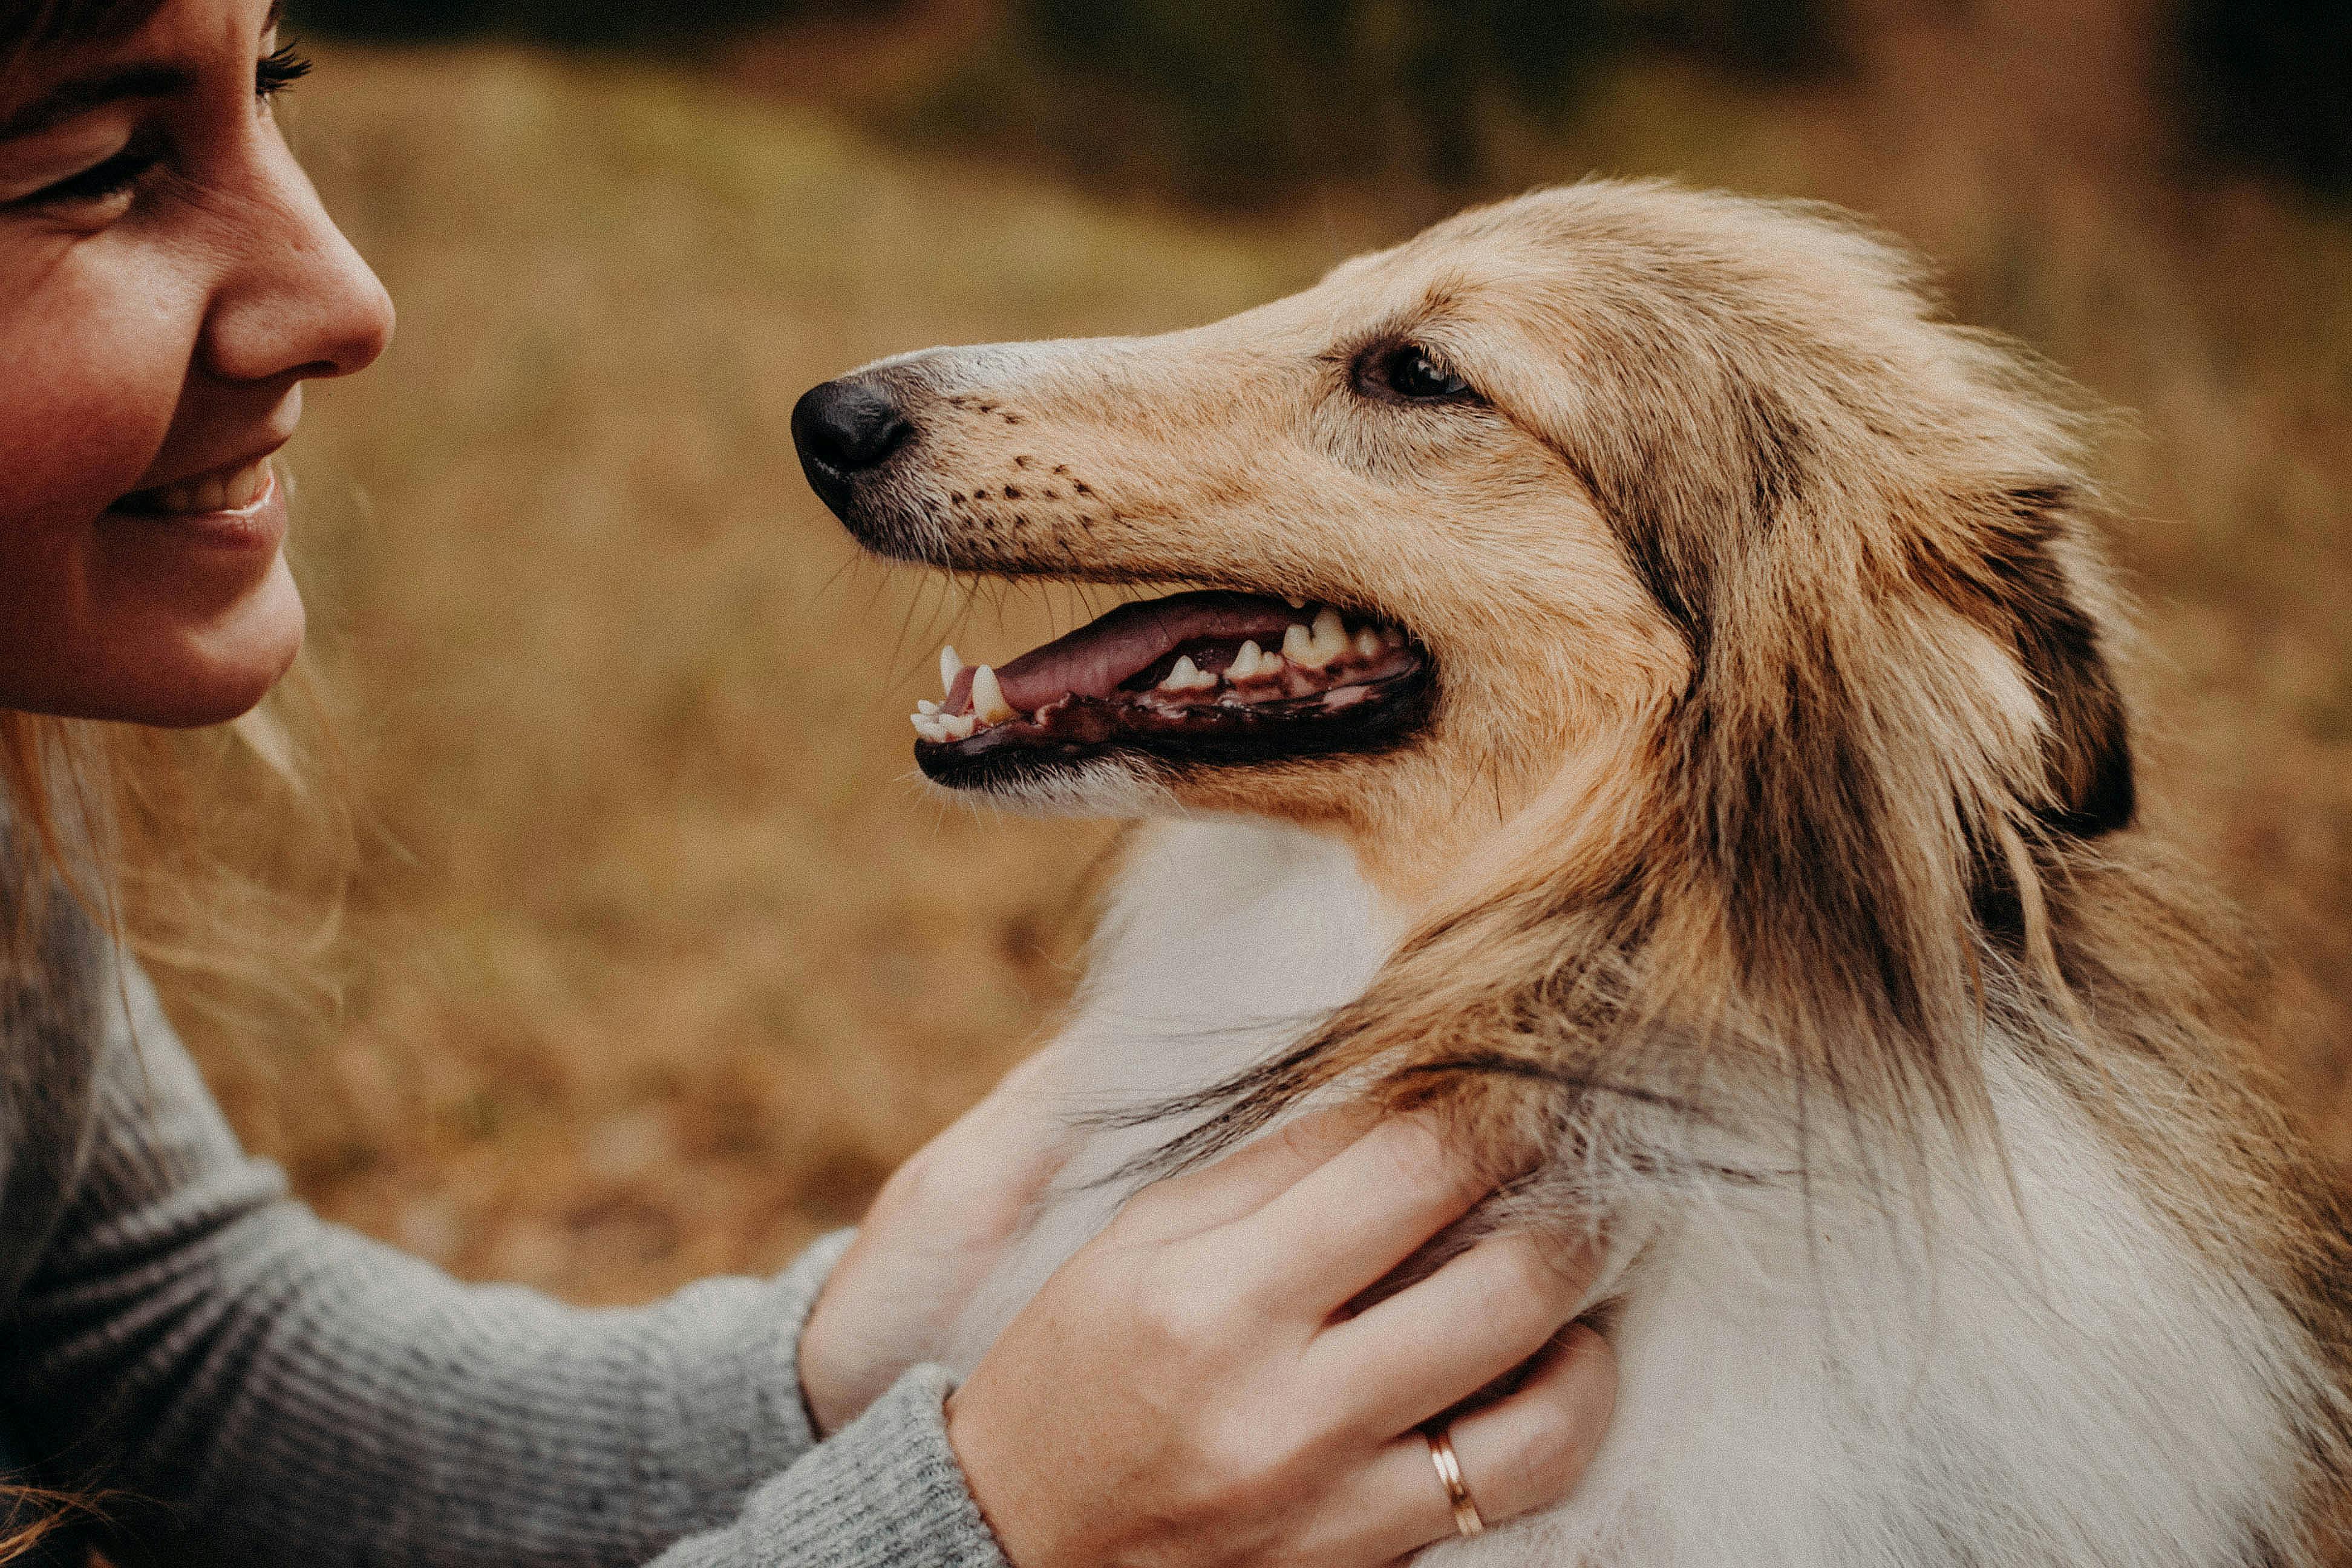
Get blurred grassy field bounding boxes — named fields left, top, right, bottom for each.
left=172, top=14, right=2351, bottom=1306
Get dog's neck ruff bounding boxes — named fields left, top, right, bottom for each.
left=945, top=815, right=2322, bottom=1568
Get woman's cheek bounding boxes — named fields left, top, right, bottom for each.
left=0, top=258, right=242, bottom=721
left=0, top=275, right=185, bottom=526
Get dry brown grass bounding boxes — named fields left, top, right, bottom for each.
left=169, top=10, right=2348, bottom=1309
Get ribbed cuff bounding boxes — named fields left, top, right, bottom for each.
left=643, top=1227, right=859, bottom=1518
left=650, top=1363, right=1010, bottom=1568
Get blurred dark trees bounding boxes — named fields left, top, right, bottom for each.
left=284, top=0, right=860, bottom=47
left=2174, top=0, right=2351, bottom=199
left=933, top=0, right=1835, bottom=197
left=287, top=0, right=2351, bottom=205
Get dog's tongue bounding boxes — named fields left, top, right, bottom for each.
left=944, top=590, right=1303, bottom=716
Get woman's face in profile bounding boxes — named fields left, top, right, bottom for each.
left=0, top=0, right=391, bottom=727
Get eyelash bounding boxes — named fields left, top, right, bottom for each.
left=258, top=42, right=313, bottom=99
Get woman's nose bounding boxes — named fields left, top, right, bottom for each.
left=198, top=136, right=394, bottom=387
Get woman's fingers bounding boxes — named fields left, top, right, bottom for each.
left=1121, top=1101, right=1382, bottom=1243
left=1310, top=1229, right=1597, bottom=1438
left=1341, top=1323, right=1619, bottom=1564
left=1224, top=1115, right=1491, bottom=1313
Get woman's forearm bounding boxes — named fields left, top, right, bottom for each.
left=2, top=949, right=844, bottom=1568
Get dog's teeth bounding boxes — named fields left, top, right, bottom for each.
left=1285, top=595, right=1306, bottom=609
left=1309, top=607, right=1350, bottom=665
left=1353, top=627, right=1384, bottom=658
left=1285, top=617, right=1344, bottom=670
left=1160, top=655, right=1216, bottom=692
left=972, top=664, right=1018, bottom=725
left=916, top=699, right=941, bottom=716
left=912, top=713, right=947, bottom=742
left=940, top=645, right=964, bottom=694
left=1230, top=639, right=1267, bottom=680
left=938, top=712, right=976, bottom=741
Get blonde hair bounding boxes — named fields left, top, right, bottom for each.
left=0, top=677, right=353, bottom=1013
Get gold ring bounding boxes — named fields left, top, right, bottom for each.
left=1425, top=1425, right=1486, bottom=1538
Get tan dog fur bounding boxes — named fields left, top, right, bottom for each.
left=824, top=180, right=2352, bottom=1566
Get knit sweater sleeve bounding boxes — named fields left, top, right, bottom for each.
left=1, top=949, right=1007, bottom=1568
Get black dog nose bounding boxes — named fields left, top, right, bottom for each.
left=792, top=376, right=913, bottom=508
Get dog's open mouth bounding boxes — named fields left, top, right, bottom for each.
left=910, top=589, right=1434, bottom=785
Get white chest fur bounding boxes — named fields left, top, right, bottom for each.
left=944, top=817, right=2315, bottom=1567
left=944, top=815, right=1403, bottom=1370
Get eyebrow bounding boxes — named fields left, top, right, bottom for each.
left=0, top=2, right=284, bottom=143
left=0, top=62, right=194, bottom=141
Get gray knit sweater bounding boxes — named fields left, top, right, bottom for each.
left=0, top=886, right=1013, bottom=1567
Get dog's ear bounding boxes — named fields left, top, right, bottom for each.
left=1989, top=486, right=2136, bottom=838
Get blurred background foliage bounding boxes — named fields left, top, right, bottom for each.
left=284, top=0, right=2347, bottom=201
left=914, top=0, right=1839, bottom=199
left=172, top=0, right=2352, bottom=1315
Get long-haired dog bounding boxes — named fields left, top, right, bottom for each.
left=792, top=180, right=2352, bottom=1566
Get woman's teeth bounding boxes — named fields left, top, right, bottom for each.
left=121, top=456, right=275, bottom=515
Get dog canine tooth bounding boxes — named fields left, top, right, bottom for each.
left=1160, top=655, right=1217, bottom=693
left=972, top=664, right=1018, bottom=725
left=940, top=645, right=964, bottom=694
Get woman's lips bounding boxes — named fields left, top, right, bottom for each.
left=105, top=458, right=287, bottom=554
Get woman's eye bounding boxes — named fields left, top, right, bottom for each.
left=18, top=143, right=163, bottom=209
left=1362, top=345, right=1477, bottom=403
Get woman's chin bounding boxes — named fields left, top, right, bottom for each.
left=110, top=558, right=307, bottom=728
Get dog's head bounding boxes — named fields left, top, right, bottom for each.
left=795, top=180, right=2132, bottom=914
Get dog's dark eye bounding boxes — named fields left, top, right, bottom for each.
left=1359, top=345, right=1476, bottom=404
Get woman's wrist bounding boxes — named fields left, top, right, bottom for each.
left=799, top=1053, right=1077, bottom=1439
left=787, top=1228, right=865, bottom=1440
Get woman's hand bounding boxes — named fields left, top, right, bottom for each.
left=799, top=1050, right=1080, bottom=1436
left=946, top=1108, right=1617, bottom=1568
